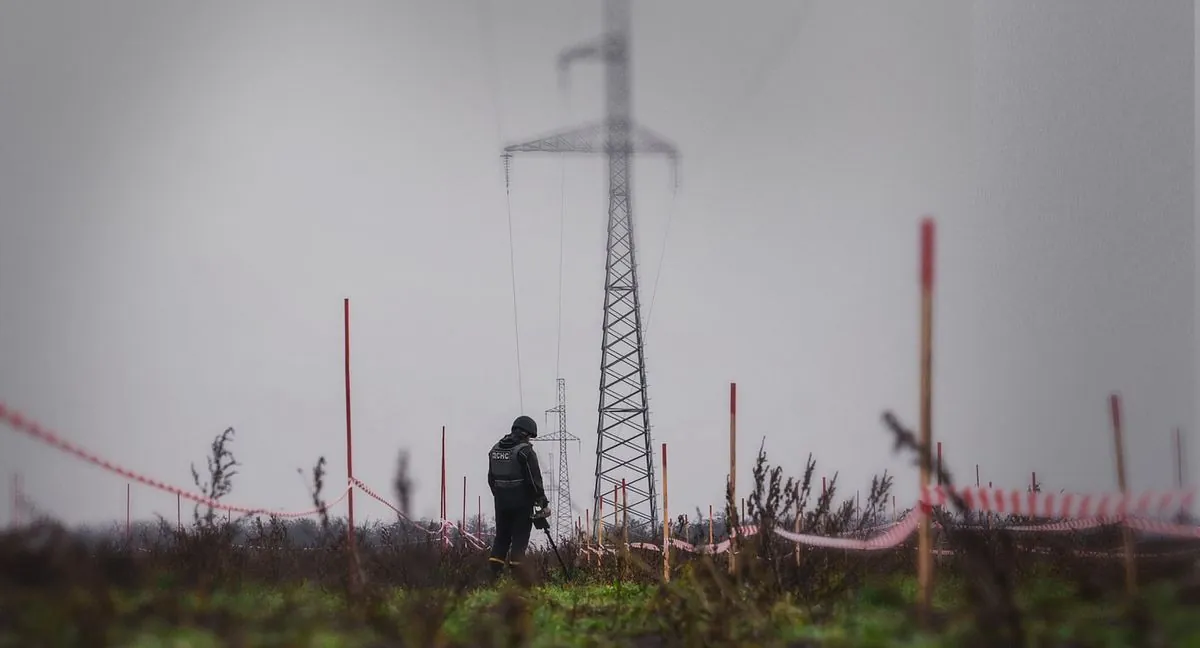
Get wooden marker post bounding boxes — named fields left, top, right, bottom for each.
left=1175, top=428, right=1186, bottom=521
left=598, top=494, right=606, bottom=555
left=1176, top=428, right=1185, bottom=487
left=621, top=480, right=629, bottom=578
left=622, top=479, right=629, bottom=546
left=729, top=382, right=737, bottom=574
left=610, top=484, right=618, bottom=562
left=126, top=483, right=131, bottom=545
left=708, top=504, right=714, bottom=547
left=1109, top=393, right=1137, bottom=596
left=10, top=474, right=18, bottom=528
left=662, top=443, right=670, bottom=582
left=343, top=299, right=357, bottom=556
left=612, top=484, right=619, bottom=532
left=917, top=217, right=936, bottom=623
left=987, top=481, right=993, bottom=529
left=440, top=426, right=447, bottom=550
left=602, top=492, right=607, bottom=539
left=794, top=509, right=801, bottom=566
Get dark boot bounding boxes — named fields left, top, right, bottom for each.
left=488, top=556, right=506, bottom=581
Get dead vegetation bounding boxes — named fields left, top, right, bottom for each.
left=1, top=418, right=1198, bottom=647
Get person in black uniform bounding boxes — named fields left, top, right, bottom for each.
left=487, top=415, right=549, bottom=577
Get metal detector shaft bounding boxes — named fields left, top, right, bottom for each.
left=542, top=527, right=572, bottom=580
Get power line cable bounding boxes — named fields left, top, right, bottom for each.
left=476, top=0, right=524, bottom=412
left=643, top=182, right=678, bottom=338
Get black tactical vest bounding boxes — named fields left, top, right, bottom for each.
left=489, top=439, right=530, bottom=489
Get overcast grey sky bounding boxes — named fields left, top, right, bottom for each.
left=0, top=0, right=1194, bottom=528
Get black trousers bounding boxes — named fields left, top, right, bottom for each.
left=489, top=504, right=534, bottom=570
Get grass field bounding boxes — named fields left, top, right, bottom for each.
left=6, top=565, right=1200, bottom=647
left=3, top=425, right=1198, bottom=647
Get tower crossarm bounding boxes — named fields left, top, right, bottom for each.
left=558, top=40, right=604, bottom=76
left=503, top=123, right=680, bottom=158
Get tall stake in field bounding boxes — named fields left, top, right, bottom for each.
left=662, top=443, right=670, bottom=582
left=621, top=478, right=629, bottom=542
left=11, top=474, right=20, bottom=527
left=608, top=484, right=617, bottom=563
left=598, top=487, right=607, bottom=548
left=621, top=480, right=629, bottom=578
left=440, top=426, right=447, bottom=549
left=1177, top=427, right=1186, bottom=484
left=916, top=218, right=936, bottom=624
left=728, top=381, right=737, bottom=574
left=1175, top=427, right=1186, bottom=521
left=1109, top=393, right=1137, bottom=596
left=126, top=483, right=131, bottom=545
left=793, top=506, right=801, bottom=566
left=708, top=504, right=714, bottom=546
left=987, top=481, right=993, bottom=529
left=1175, top=427, right=1185, bottom=487
left=343, top=298, right=359, bottom=587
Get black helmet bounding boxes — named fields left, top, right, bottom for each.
left=512, top=415, right=538, bottom=438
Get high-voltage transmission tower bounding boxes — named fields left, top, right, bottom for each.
left=502, top=0, right=677, bottom=535
left=537, top=378, right=580, bottom=542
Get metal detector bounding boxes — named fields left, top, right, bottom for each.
left=533, top=507, right=572, bottom=580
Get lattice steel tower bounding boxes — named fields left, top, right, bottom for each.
left=537, top=378, right=579, bottom=542
left=502, top=0, right=677, bottom=535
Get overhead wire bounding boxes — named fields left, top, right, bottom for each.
left=503, top=172, right=525, bottom=413
left=645, top=4, right=812, bottom=339
left=476, top=0, right=524, bottom=412
left=643, top=181, right=678, bottom=338
left=699, top=1, right=814, bottom=158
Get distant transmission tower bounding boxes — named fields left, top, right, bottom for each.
left=537, top=378, right=579, bottom=542
left=502, top=0, right=678, bottom=535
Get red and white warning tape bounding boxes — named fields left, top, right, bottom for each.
left=0, top=402, right=350, bottom=517
left=4, top=401, right=1197, bottom=555
left=921, top=484, right=1195, bottom=520
left=350, top=477, right=490, bottom=550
